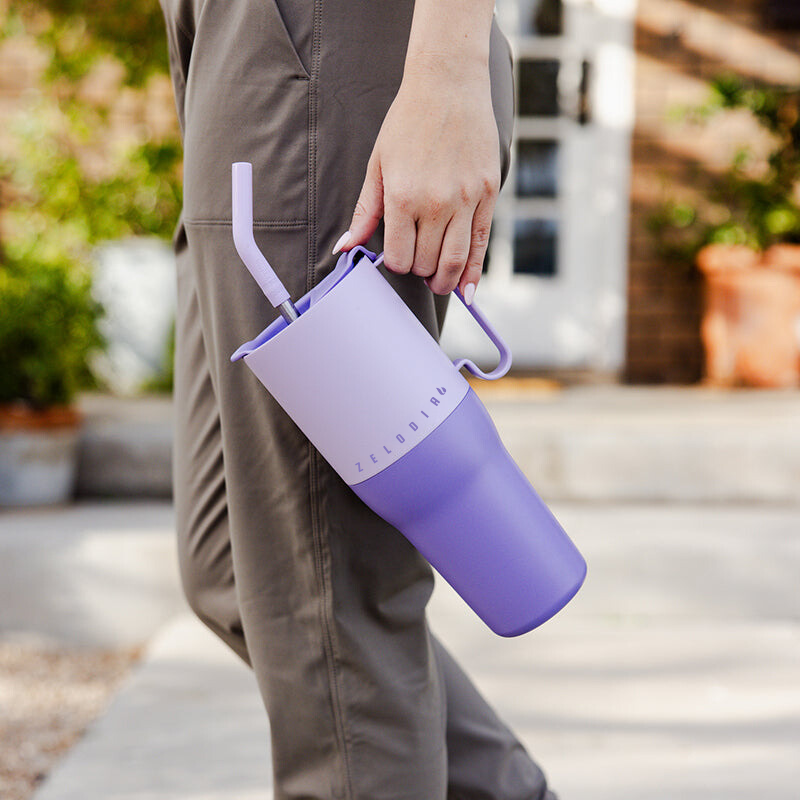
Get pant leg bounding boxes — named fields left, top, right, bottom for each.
left=176, top=218, right=449, bottom=800
left=173, top=224, right=557, bottom=800
left=174, top=219, right=556, bottom=800
left=172, top=224, right=250, bottom=667
left=433, top=636, right=556, bottom=800
left=165, top=1, right=555, bottom=798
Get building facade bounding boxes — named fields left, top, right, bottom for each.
left=2, top=1, right=798, bottom=383
left=443, top=0, right=800, bottom=383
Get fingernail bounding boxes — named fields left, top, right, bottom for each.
left=332, top=231, right=352, bottom=255
left=463, top=282, right=476, bottom=305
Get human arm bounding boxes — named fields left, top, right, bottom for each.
left=334, top=0, right=500, bottom=304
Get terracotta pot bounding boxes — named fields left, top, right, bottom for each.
left=764, top=244, right=800, bottom=274
left=696, top=244, right=760, bottom=274
left=0, top=404, right=82, bottom=506
left=697, top=244, right=800, bottom=388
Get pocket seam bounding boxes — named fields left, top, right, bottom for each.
left=270, top=0, right=312, bottom=81
left=184, top=218, right=308, bottom=228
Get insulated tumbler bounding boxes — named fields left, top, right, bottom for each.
left=231, top=163, right=586, bottom=636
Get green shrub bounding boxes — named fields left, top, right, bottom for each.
left=0, top=253, right=103, bottom=408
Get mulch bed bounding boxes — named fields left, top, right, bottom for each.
left=0, top=637, right=142, bottom=800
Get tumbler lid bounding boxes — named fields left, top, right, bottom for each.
left=231, top=246, right=375, bottom=362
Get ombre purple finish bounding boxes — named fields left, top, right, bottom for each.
left=230, top=235, right=586, bottom=635
left=352, top=389, right=587, bottom=636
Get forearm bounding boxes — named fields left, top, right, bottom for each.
left=339, top=0, right=500, bottom=297
left=404, top=0, right=495, bottom=75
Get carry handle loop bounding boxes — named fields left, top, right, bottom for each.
left=371, top=252, right=511, bottom=381
left=451, top=287, right=512, bottom=380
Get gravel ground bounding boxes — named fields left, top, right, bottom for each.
left=0, top=637, right=142, bottom=800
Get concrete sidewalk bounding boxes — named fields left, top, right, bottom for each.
left=27, top=501, right=800, bottom=800
left=76, top=386, right=800, bottom=503
left=0, top=502, right=183, bottom=648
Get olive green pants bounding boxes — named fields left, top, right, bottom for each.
left=160, top=1, right=555, bottom=797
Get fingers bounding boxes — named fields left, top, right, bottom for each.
left=336, top=156, right=384, bottom=254
left=426, top=191, right=496, bottom=299
left=383, top=202, right=416, bottom=274
left=425, top=211, right=471, bottom=295
left=457, top=195, right=495, bottom=301
left=411, top=217, right=447, bottom=278
left=337, top=152, right=498, bottom=303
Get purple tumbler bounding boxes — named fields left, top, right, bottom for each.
left=231, top=162, right=586, bottom=636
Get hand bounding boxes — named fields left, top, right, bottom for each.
left=333, top=2, right=499, bottom=304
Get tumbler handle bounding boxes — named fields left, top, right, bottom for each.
left=451, top=288, right=512, bottom=381
left=371, top=252, right=512, bottom=381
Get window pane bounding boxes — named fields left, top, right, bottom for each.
left=513, top=219, right=558, bottom=276
left=518, top=59, right=560, bottom=117
left=518, top=0, right=563, bottom=36
left=516, top=140, right=559, bottom=197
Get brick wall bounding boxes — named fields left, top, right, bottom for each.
left=626, top=0, right=800, bottom=383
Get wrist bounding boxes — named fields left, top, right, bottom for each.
left=404, top=0, right=494, bottom=72
left=402, top=50, right=491, bottom=86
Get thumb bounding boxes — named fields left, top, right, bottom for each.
left=338, top=157, right=384, bottom=252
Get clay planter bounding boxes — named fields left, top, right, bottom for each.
left=697, top=244, right=800, bottom=388
left=0, top=405, right=82, bottom=507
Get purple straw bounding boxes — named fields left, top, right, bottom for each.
left=232, top=162, right=300, bottom=324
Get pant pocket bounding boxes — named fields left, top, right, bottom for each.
left=183, top=0, right=312, bottom=223
left=272, top=0, right=315, bottom=79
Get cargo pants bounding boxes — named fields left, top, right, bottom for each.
left=159, top=1, right=556, bottom=797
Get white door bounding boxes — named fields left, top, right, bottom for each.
left=441, top=0, right=635, bottom=373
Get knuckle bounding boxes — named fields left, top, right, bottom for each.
left=384, top=251, right=412, bottom=274
left=480, top=173, right=500, bottom=198
left=465, top=259, right=485, bottom=278
left=441, top=253, right=467, bottom=276
left=420, top=191, right=450, bottom=221
left=411, top=260, right=436, bottom=277
left=387, top=185, right=414, bottom=213
left=395, top=193, right=414, bottom=213
left=472, top=224, right=491, bottom=249
left=458, top=173, right=499, bottom=207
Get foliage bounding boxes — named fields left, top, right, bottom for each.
left=5, top=0, right=169, bottom=85
left=0, top=252, right=104, bottom=407
left=649, top=75, right=800, bottom=264
left=0, top=1, right=181, bottom=401
left=2, top=103, right=182, bottom=258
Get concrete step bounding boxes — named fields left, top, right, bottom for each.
left=77, top=394, right=173, bottom=499
left=76, top=385, right=800, bottom=503
left=483, top=383, right=800, bottom=503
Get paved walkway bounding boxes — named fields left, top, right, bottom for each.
left=21, top=501, right=800, bottom=800
left=0, top=502, right=183, bottom=648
